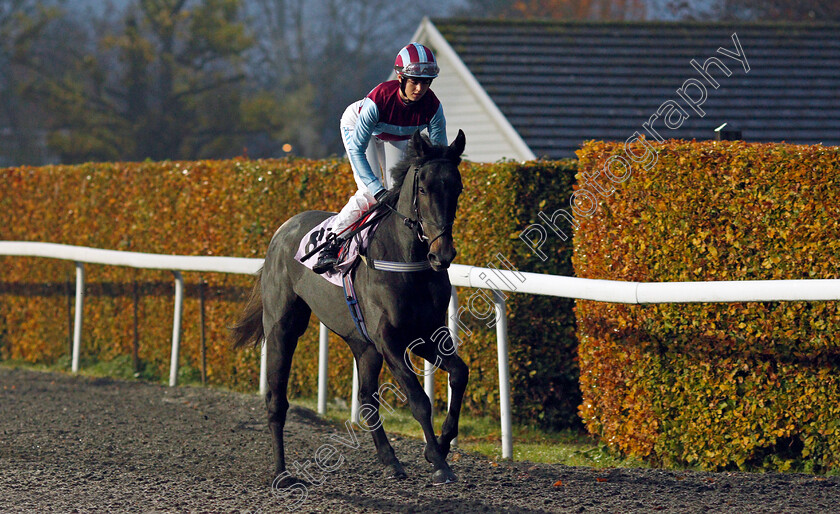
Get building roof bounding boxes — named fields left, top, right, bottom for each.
left=428, top=19, right=840, bottom=160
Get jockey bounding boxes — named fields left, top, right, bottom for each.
left=313, top=42, right=447, bottom=274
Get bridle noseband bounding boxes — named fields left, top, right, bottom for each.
left=385, top=162, right=454, bottom=247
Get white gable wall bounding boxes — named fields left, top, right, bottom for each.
left=405, top=18, right=536, bottom=163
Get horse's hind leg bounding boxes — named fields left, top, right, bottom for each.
left=264, top=296, right=311, bottom=484
left=354, top=345, right=407, bottom=479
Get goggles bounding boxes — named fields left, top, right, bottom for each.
left=400, top=62, right=439, bottom=78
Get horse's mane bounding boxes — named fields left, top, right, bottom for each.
left=388, top=133, right=460, bottom=193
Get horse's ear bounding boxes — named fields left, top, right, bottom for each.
left=411, top=130, right=433, bottom=159
left=448, top=129, right=466, bottom=158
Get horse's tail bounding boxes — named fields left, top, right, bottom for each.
left=231, top=268, right=265, bottom=349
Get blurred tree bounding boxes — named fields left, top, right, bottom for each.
left=665, top=0, right=840, bottom=21
left=0, top=0, right=63, bottom=165
left=454, top=0, right=648, bottom=20
left=245, top=0, right=432, bottom=157
left=4, top=0, right=460, bottom=164
left=15, top=0, right=271, bottom=163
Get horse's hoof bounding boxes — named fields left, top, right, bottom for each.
left=384, top=463, right=408, bottom=480
left=270, top=472, right=308, bottom=489
left=431, top=468, right=457, bottom=485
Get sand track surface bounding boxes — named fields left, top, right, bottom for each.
left=2, top=367, right=838, bottom=513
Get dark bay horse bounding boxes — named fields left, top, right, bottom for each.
left=232, top=130, right=469, bottom=485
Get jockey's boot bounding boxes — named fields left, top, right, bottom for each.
left=312, top=238, right=341, bottom=274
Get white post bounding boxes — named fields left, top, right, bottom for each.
left=424, top=357, right=435, bottom=427
left=494, top=290, right=513, bottom=460
left=71, top=262, right=84, bottom=373
left=318, top=323, right=329, bottom=415
left=351, top=359, right=360, bottom=423
left=259, top=338, right=267, bottom=396
left=447, top=285, right=459, bottom=446
left=169, top=271, right=184, bottom=387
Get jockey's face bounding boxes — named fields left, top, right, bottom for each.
left=400, top=77, right=432, bottom=103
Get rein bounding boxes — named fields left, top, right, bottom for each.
left=363, top=159, right=456, bottom=273
left=384, top=161, right=454, bottom=246
left=345, top=155, right=458, bottom=345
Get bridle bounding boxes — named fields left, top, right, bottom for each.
left=385, top=161, right=455, bottom=248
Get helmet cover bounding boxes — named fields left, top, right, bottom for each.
left=394, top=42, right=439, bottom=79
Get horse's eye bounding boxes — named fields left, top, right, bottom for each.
left=418, top=187, right=427, bottom=195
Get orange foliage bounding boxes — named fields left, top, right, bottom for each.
left=0, top=157, right=581, bottom=428
left=508, top=0, right=646, bottom=20
left=574, top=140, right=840, bottom=471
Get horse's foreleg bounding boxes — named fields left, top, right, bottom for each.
left=355, top=346, right=406, bottom=479
left=408, top=341, right=469, bottom=459
left=382, top=346, right=456, bottom=484
left=435, top=354, right=468, bottom=458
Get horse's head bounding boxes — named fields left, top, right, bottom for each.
left=400, top=129, right=466, bottom=271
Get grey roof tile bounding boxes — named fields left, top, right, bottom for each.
left=433, top=19, right=840, bottom=159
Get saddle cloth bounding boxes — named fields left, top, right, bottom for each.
left=294, top=215, right=374, bottom=287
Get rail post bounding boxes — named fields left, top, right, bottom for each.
left=318, top=322, right=329, bottom=415
left=351, top=360, right=360, bottom=422
left=259, top=338, right=268, bottom=396
left=447, top=285, right=459, bottom=446
left=168, top=271, right=184, bottom=387
left=71, top=262, right=84, bottom=373
left=494, top=290, right=513, bottom=459
left=424, top=355, right=435, bottom=426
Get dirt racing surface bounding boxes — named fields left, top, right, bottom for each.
left=2, top=366, right=839, bottom=513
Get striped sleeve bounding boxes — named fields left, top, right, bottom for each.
left=427, top=103, right=447, bottom=147
left=347, top=98, right=385, bottom=195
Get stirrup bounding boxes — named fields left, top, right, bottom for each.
left=312, top=241, right=341, bottom=274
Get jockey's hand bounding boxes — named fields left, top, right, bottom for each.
left=374, top=189, right=389, bottom=203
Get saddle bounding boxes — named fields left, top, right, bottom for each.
left=294, top=214, right=378, bottom=287
left=293, top=203, right=433, bottom=345
left=292, top=210, right=382, bottom=343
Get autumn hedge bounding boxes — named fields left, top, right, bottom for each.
left=0, top=157, right=580, bottom=428
left=573, top=140, right=840, bottom=472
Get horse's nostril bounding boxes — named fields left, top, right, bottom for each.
left=428, top=253, right=445, bottom=265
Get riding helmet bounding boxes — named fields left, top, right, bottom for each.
left=394, top=43, right=440, bottom=79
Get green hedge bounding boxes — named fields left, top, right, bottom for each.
left=458, top=160, right=580, bottom=428
left=573, top=140, right=840, bottom=472
left=0, top=157, right=580, bottom=429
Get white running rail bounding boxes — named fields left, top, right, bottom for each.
left=3, top=240, right=840, bottom=459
